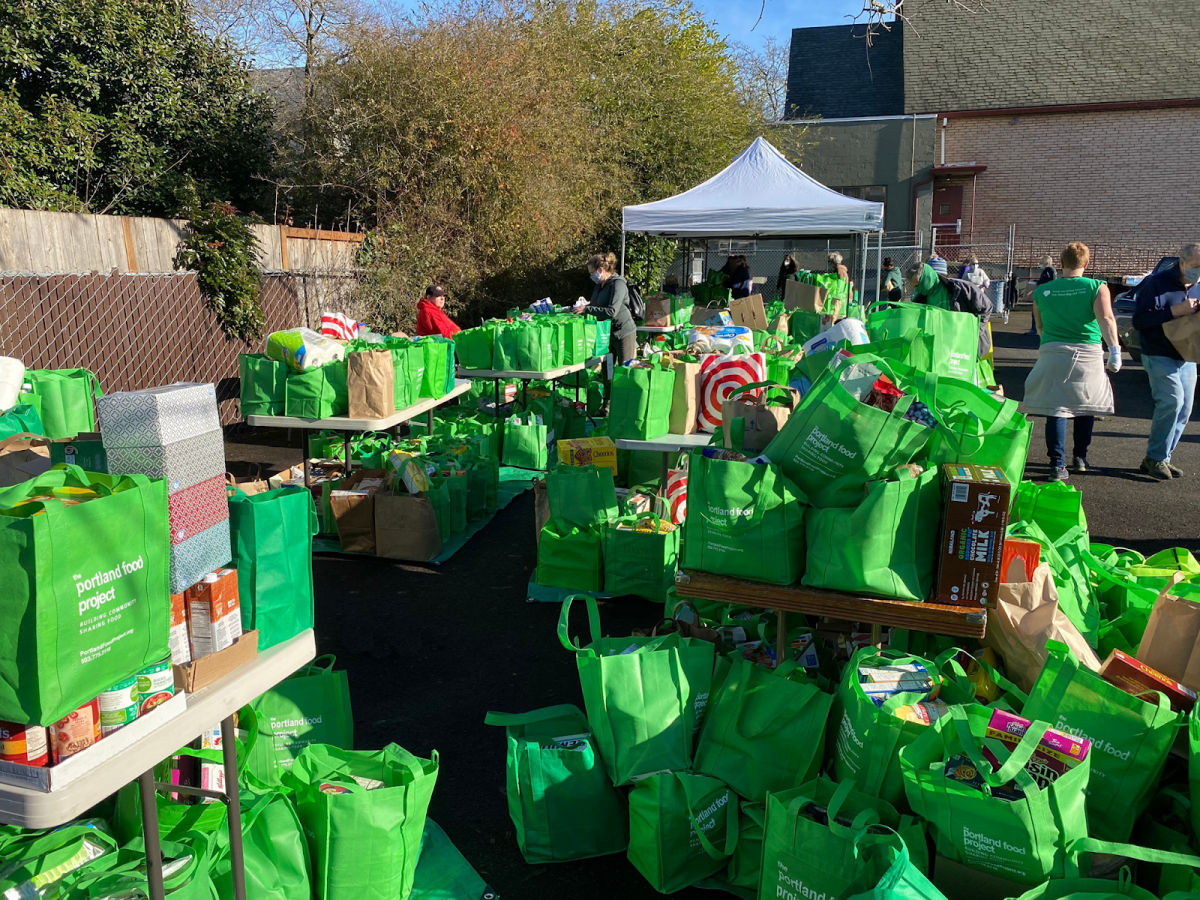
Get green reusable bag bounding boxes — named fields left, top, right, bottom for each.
left=58, top=834, right=215, bottom=900
left=0, top=466, right=169, bottom=725
left=627, top=772, right=738, bottom=894
left=240, top=354, right=289, bottom=417
left=545, top=464, right=619, bottom=529
left=24, top=368, right=102, bottom=438
left=410, top=819, right=494, bottom=900
left=866, top=302, right=980, bottom=383
left=515, top=322, right=558, bottom=371
left=803, top=467, right=941, bottom=602
left=1012, top=838, right=1200, bottom=900
left=591, top=318, right=611, bottom=358
left=0, top=403, right=45, bottom=440
left=761, top=778, right=929, bottom=900
left=681, top=450, right=807, bottom=584
left=484, top=704, right=628, bottom=864
left=848, top=332, right=937, bottom=372
left=228, top=486, right=318, bottom=651
left=556, top=318, right=589, bottom=365
left=426, top=481, right=450, bottom=540
left=417, top=337, right=454, bottom=399
left=693, top=657, right=832, bottom=802
left=607, top=364, right=676, bottom=440
left=899, top=704, right=1091, bottom=885
left=842, top=837, right=947, bottom=900
left=536, top=521, right=603, bottom=591
left=764, top=354, right=936, bottom=509
left=502, top=413, right=548, bottom=469
left=430, top=469, right=467, bottom=536
left=453, top=325, right=495, bottom=370
left=0, top=821, right=118, bottom=900
left=1186, top=704, right=1200, bottom=843
left=923, top=374, right=1032, bottom=487
left=789, top=310, right=825, bottom=345
left=308, top=430, right=345, bottom=461
left=1023, top=640, right=1179, bottom=842
left=603, top=514, right=680, bottom=604
left=558, top=594, right=713, bottom=785
left=247, top=656, right=354, bottom=786
left=463, top=462, right=489, bottom=521
left=723, top=800, right=766, bottom=897
left=1013, top=480, right=1088, bottom=543
left=285, top=743, right=439, bottom=900
left=212, top=792, right=312, bottom=900
left=1129, top=547, right=1200, bottom=581
left=1011, top=519, right=1100, bottom=648
left=285, top=362, right=349, bottom=419
left=387, top=340, right=423, bottom=410
left=491, top=322, right=520, bottom=371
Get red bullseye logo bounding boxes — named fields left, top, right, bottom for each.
left=699, top=354, right=766, bottom=431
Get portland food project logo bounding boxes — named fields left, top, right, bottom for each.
left=74, top=556, right=145, bottom=616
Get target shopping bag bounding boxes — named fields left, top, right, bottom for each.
left=667, top=459, right=687, bottom=524
left=697, top=349, right=766, bottom=433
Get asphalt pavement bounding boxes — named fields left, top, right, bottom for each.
left=225, top=310, right=1199, bottom=899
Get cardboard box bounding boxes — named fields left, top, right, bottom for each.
left=174, top=631, right=260, bottom=693
left=170, top=518, right=231, bottom=594
left=934, top=463, right=1011, bottom=607
left=167, top=473, right=229, bottom=545
left=169, top=592, right=192, bottom=667
left=783, top=280, right=828, bottom=313
left=49, top=438, right=108, bottom=473
left=729, top=294, right=768, bottom=331
left=97, top=383, right=220, bottom=449
left=1100, top=648, right=1197, bottom=712
left=374, top=492, right=442, bottom=561
left=556, top=437, right=617, bottom=475
left=187, top=568, right=243, bottom=658
left=106, top=429, right=225, bottom=495
left=329, top=468, right=386, bottom=554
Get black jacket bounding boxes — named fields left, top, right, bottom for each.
left=914, top=274, right=995, bottom=358
left=590, top=275, right=636, bottom=340
left=1132, top=262, right=1188, bottom=361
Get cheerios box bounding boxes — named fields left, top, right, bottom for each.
left=556, top=437, right=617, bottom=475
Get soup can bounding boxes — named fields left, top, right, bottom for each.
left=136, top=659, right=175, bottom=715
left=51, top=699, right=101, bottom=764
left=98, top=676, right=139, bottom=737
left=0, top=720, right=48, bottom=767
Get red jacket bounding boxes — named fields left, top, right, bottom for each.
left=415, top=298, right=461, bottom=338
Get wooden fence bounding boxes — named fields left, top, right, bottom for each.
left=0, top=208, right=363, bottom=274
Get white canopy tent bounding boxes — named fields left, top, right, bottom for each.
left=621, top=136, right=886, bottom=299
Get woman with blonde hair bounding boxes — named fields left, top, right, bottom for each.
left=1021, top=242, right=1121, bottom=481
left=580, top=252, right=637, bottom=363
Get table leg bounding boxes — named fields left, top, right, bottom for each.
left=221, top=716, right=248, bottom=900
left=342, top=431, right=352, bottom=476
left=300, top=430, right=311, bottom=489
left=776, top=610, right=787, bottom=667
left=659, top=450, right=669, bottom=498
left=870, top=622, right=883, bottom=648
left=427, top=410, right=434, bottom=432
left=138, top=769, right=166, bottom=900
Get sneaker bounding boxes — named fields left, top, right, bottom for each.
left=1168, top=462, right=1185, bottom=477
left=1140, top=457, right=1173, bottom=480
left=1050, top=467, right=1070, bottom=482
left=1072, top=457, right=1089, bottom=473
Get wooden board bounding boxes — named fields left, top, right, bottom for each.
left=676, top=569, right=987, bottom=638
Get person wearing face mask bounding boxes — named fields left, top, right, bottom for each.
left=1131, top=242, right=1200, bottom=479
left=1021, top=243, right=1119, bottom=482
left=581, top=252, right=637, bottom=363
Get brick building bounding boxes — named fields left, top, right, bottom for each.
left=786, top=0, right=1200, bottom=272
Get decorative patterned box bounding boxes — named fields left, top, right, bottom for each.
left=98, top=383, right=220, bottom=449
left=171, top=518, right=231, bottom=594
left=106, top=429, right=226, bottom=495
left=168, top=473, right=229, bottom=545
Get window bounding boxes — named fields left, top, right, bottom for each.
left=939, top=202, right=952, bottom=216
left=836, top=185, right=887, bottom=204
left=716, top=239, right=758, bottom=255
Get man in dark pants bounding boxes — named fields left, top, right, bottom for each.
left=1131, top=243, right=1200, bottom=479
left=1028, top=255, right=1056, bottom=335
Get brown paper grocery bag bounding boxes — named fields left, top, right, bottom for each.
left=643, top=294, right=673, bottom=328
left=721, top=383, right=798, bottom=452
left=690, top=303, right=726, bottom=326
left=667, top=357, right=702, bottom=435
left=982, top=563, right=1102, bottom=692
left=374, top=492, right=442, bottom=561
left=347, top=349, right=396, bottom=419
left=0, top=433, right=51, bottom=487
left=329, top=468, right=385, bottom=554
left=729, top=294, right=768, bottom=331
left=1134, top=574, right=1200, bottom=689
left=1165, top=313, right=1200, bottom=364
left=784, top=280, right=828, bottom=313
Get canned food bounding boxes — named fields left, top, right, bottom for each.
left=51, top=699, right=101, bottom=764
left=0, top=720, right=48, bottom=767
left=98, top=676, right=139, bottom=736
left=136, top=659, right=175, bottom=715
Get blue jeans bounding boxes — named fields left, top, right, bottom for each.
left=1143, top=354, right=1197, bottom=463
left=1045, top=416, right=1094, bottom=469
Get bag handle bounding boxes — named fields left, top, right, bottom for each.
left=948, top=705, right=1040, bottom=792
left=731, top=658, right=822, bottom=740
left=786, top=780, right=880, bottom=843
left=0, top=431, right=48, bottom=451
left=1064, top=838, right=1200, bottom=878
left=676, top=774, right=738, bottom=861
left=484, top=704, right=584, bottom=728
left=695, top=456, right=776, bottom=532
left=557, top=594, right=603, bottom=653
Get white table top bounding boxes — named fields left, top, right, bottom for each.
left=614, top=433, right=713, bottom=453
left=0, top=630, right=316, bottom=828
left=247, top=380, right=471, bottom=431
left=456, top=356, right=606, bottom=381
left=636, top=325, right=682, bottom=333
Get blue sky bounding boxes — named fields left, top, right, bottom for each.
left=690, top=0, right=864, bottom=46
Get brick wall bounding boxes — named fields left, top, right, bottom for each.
left=943, top=107, right=1200, bottom=271
left=787, top=24, right=904, bottom=119
left=903, top=0, right=1200, bottom=113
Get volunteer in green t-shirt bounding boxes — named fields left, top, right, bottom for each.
left=1021, top=241, right=1121, bottom=481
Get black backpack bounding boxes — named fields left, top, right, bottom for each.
left=626, top=281, right=645, bottom=320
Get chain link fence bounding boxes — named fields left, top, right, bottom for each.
left=0, top=270, right=362, bottom=424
